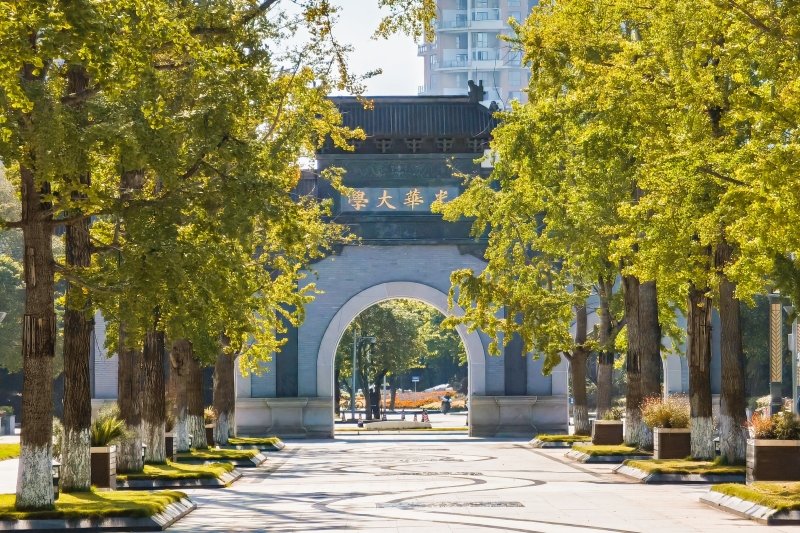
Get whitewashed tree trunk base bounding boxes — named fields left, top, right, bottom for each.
left=573, top=405, right=591, bottom=436
left=215, top=412, right=234, bottom=445
left=691, top=416, right=715, bottom=460
left=117, top=429, right=143, bottom=473
left=142, top=421, right=166, bottom=464
left=61, top=428, right=91, bottom=492
left=176, top=417, right=190, bottom=453
left=718, top=414, right=746, bottom=463
left=187, top=415, right=206, bottom=449
left=15, top=444, right=54, bottom=509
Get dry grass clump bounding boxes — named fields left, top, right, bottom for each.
left=641, top=396, right=689, bottom=429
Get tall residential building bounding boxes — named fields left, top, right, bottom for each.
left=418, top=0, right=534, bottom=107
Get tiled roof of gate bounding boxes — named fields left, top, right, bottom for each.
left=330, top=96, right=498, bottom=138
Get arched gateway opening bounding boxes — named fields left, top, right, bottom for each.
left=316, top=281, right=485, bottom=401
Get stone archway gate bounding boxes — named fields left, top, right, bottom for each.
left=234, top=96, right=568, bottom=438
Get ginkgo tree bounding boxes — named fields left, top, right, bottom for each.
left=0, top=0, right=435, bottom=510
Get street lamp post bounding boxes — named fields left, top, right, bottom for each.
left=350, top=330, right=375, bottom=421
left=768, top=294, right=787, bottom=415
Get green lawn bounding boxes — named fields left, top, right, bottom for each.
left=535, top=434, right=590, bottom=443
left=177, top=448, right=257, bottom=461
left=118, top=462, right=233, bottom=481
left=712, top=482, right=800, bottom=511
left=0, top=490, right=186, bottom=520
left=227, top=437, right=283, bottom=447
left=624, top=459, right=744, bottom=475
left=572, top=445, right=651, bottom=457
left=0, top=444, right=20, bottom=461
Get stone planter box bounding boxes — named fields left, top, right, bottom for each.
left=205, top=424, right=215, bottom=445
left=591, top=420, right=623, bottom=445
left=747, top=439, right=800, bottom=484
left=653, top=428, right=691, bottom=460
left=90, top=445, right=117, bottom=490
left=165, top=433, right=176, bottom=462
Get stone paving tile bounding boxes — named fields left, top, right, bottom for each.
left=3, top=434, right=800, bottom=532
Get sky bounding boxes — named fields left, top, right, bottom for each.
left=291, top=0, right=423, bottom=96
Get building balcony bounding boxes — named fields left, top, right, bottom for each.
left=468, top=18, right=506, bottom=30
left=435, top=59, right=472, bottom=69
left=437, top=19, right=471, bottom=30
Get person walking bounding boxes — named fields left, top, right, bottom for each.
left=357, top=414, right=363, bottom=428
left=401, top=409, right=406, bottom=421
left=421, top=409, right=430, bottom=423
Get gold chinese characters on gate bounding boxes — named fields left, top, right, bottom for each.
left=347, top=188, right=454, bottom=211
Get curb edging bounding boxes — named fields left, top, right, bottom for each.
left=700, top=491, right=800, bottom=525
left=613, top=464, right=745, bottom=484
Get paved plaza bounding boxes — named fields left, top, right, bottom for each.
left=2, top=433, right=798, bottom=531
left=168, top=435, right=799, bottom=532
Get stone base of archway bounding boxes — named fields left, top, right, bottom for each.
left=234, top=395, right=568, bottom=439
left=469, top=396, right=569, bottom=438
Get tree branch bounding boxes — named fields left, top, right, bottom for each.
left=726, top=0, right=785, bottom=41
left=190, top=0, right=281, bottom=36
left=47, top=213, right=90, bottom=227
left=53, top=263, right=120, bottom=295
left=61, top=87, right=100, bottom=106
left=696, top=165, right=748, bottom=187
left=3, top=220, right=23, bottom=229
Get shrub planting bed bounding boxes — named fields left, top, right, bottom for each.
left=701, top=482, right=800, bottom=525
left=175, top=448, right=266, bottom=467
left=615, top=459, right=745, bottom=484
left=224, top=437, right=285, bottom=451
left=0, top=444, right=20, bottom=462
left=566, top=445, right=652, bottom=464
left=117, top=462, right=240, bottom=489
left=0, top=490, right=195, bottom=531
left=529, top=434, right=589, bottom=448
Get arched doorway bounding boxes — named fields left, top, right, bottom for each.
left=315, top=281, right=486, bottom=406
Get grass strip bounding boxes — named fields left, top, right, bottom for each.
left=0, top=490, right=186, bottom=521
left=177, top=447, right=257, bottom=461
left=712, top=482, right=800, bottom=512
left=117, top=462, right=233, bottom=481
left=624, top=459, right=744, bottom=476
left=572, top=444, right=651, bottom=457
left=227, top=437, right=283, bottom=447
left=0, top=444, right=20, bottom=462
left=535, top=434, right=590, bottom=443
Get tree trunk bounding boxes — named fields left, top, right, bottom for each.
left=186, top=349, right=206, bottom=449
left=622, top=275, right=646, bottom=447
left=60, top=65, right=94, bottom=493
left=142, top=326, right=166, bottom=463
left=637, top=280, right=661, bottom=450
left=61, top=219, right=93, bottom=490
left=116, top=169, right=145, bottom=473
left=716, top=242, right=747, bottom=464
left=213, top=351, right=236, bottom=445
left=170, top=339, right=192, bottom=452
left=596, top=276, right=614, bottom=419
left=117, top=326, right=143, bottom=473
left=15, top=166, right=57, bottom=510
left=688, top=284, right=714, bottom=460
left=570, top=304, right=591, bottom=436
